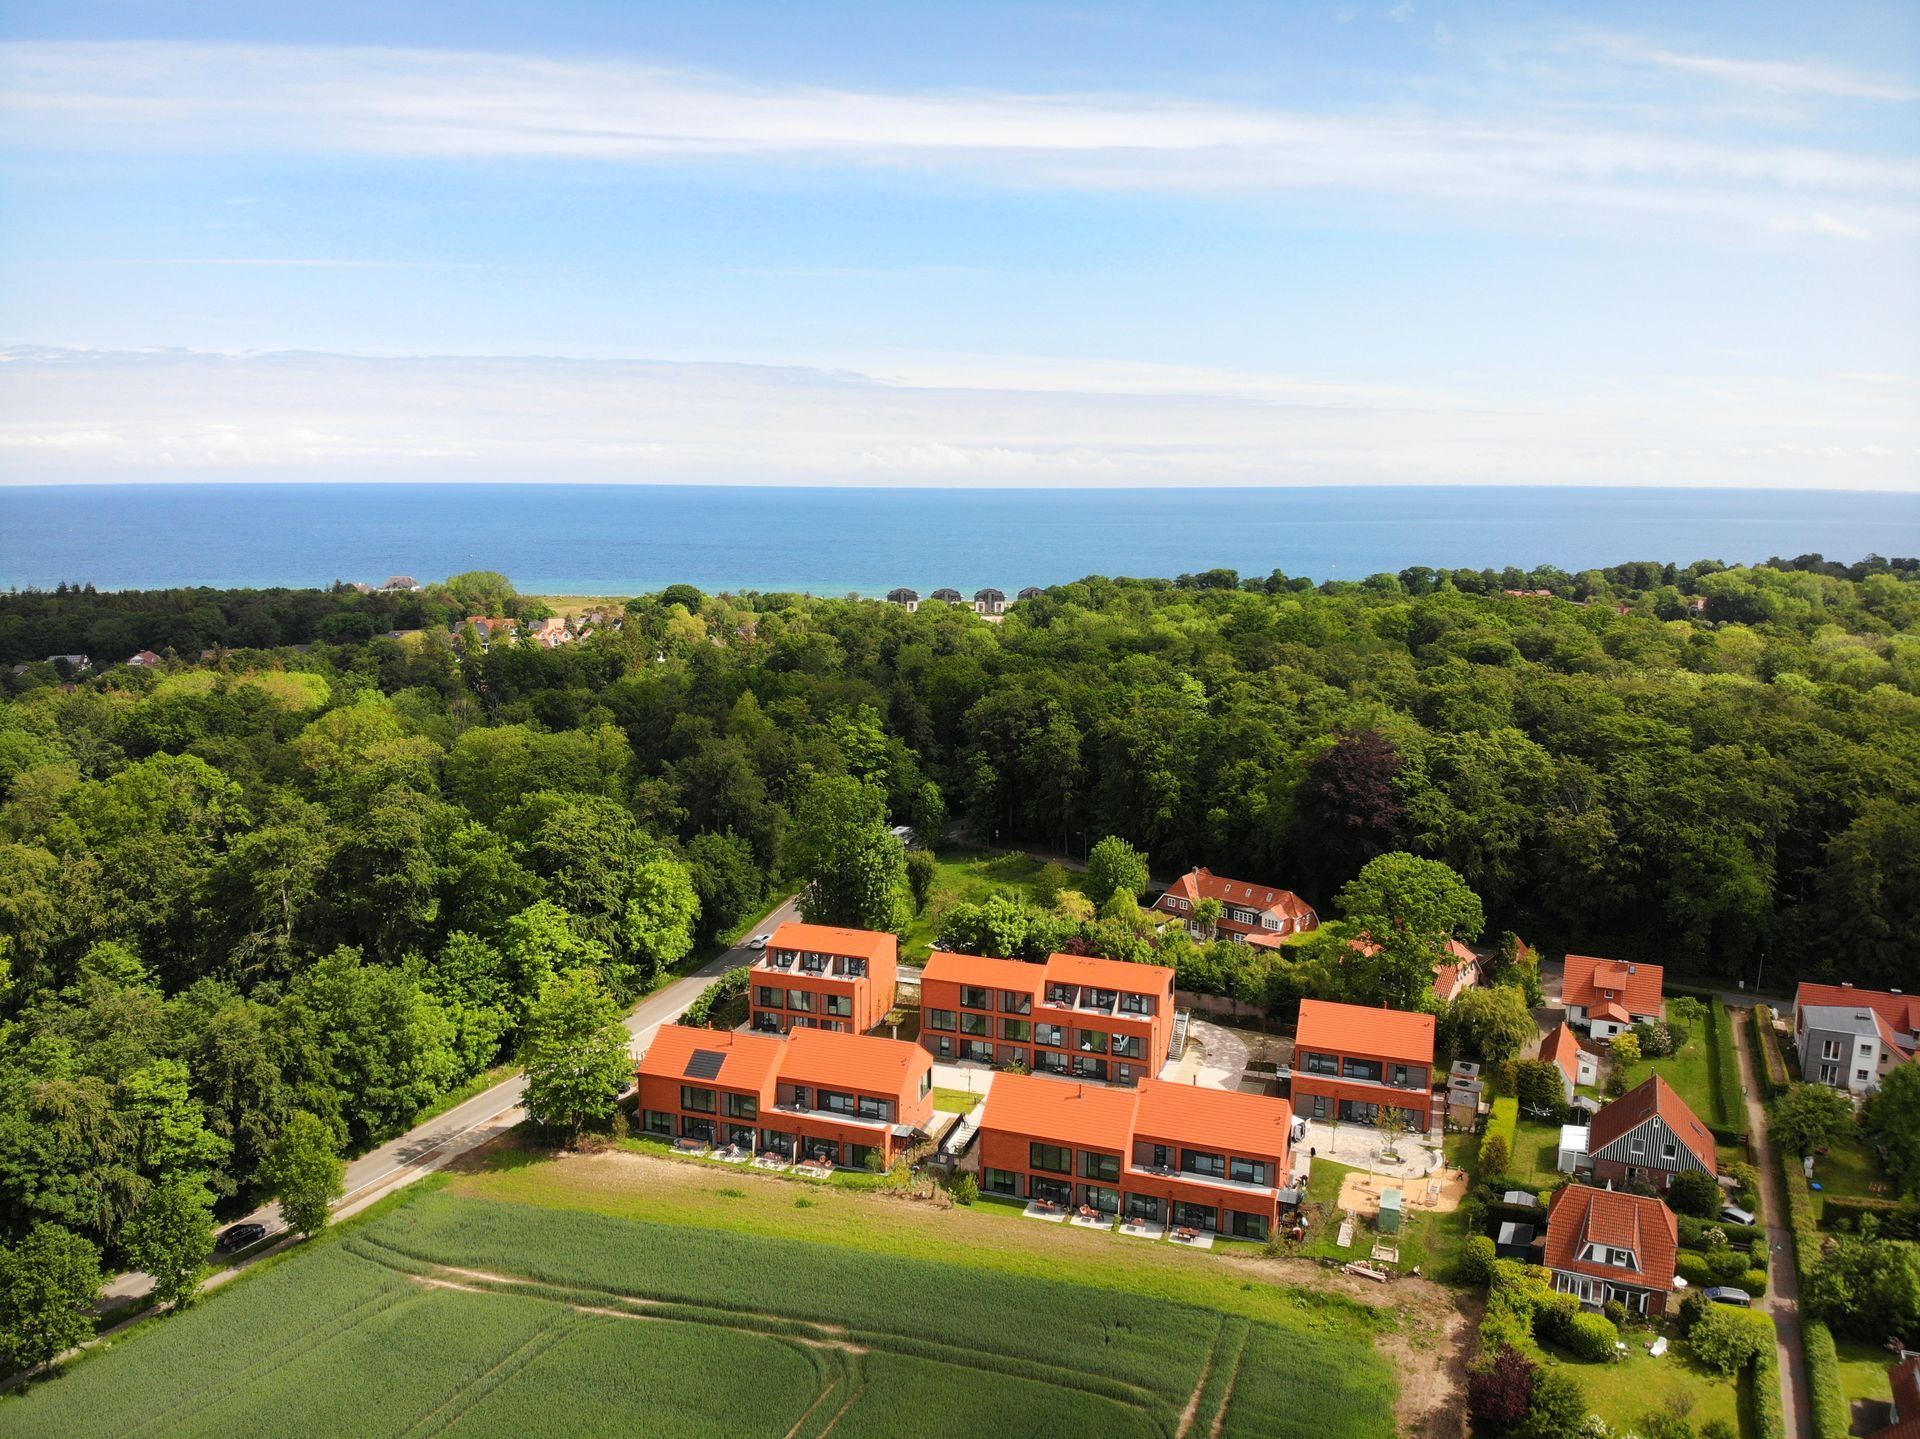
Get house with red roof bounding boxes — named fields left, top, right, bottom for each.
left=918, top=950, right=1176, bottom=1083
left=125, top=649, right=164, bottom=667
left=1539, top=1022, right=1599, bottom=1105
left=1291, top=998, right=1439, bottom=1133
left=1150, top=868, right=1318, bottom=948
left=750, top=922, right=899, bottom=1036
left=636, top=1022, right=932, bottom=1170
left=1793, top=982, right=1920, bottom=1095
left=1544, top=1183, right=1680, bottom=1316
left=1562, top=953, right=1664, bottom=1040
left=976, top=1070, right=1293, bottom=1239
left=1585, top=1074, right=1716, bottom=1194
left=1867, top=1355, right=1920, bottom=1439
left=1432, top=940, right=1482, bottom=1003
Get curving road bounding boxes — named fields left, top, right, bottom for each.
left=98, top=896, right=800, bottom=1311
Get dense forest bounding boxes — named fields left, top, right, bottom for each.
left=2, top=555, right=1917, bottom=1278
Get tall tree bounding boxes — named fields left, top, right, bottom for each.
left=521, top=969, right=632, bottom=1143
left=122, top=1177, right=216, bottom=1309
left=261, top=1110, right=343, bottom=1238
left=1084, top=836, right=1150, bottom=906
left=785, top=776, right=909, bottom=932
left=0, top=1223, right=101, bottom=1372
left=1293, top=730, right=1403, bottom=896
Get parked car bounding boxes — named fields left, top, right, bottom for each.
left=746, top=933, right=772, bottom=951
left=1703, top=1286, right=1751, bottom=1308
left=216, top=1222, right=267, bottom=1252
left=1720, top=1203, right=1757, bottom=1226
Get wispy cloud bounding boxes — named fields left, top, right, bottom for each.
left=1579, top=33, right=1918, bottom=102
left=1, top=41, right=1915, bottom=237
left=1, top=347, right=1912, bottom=491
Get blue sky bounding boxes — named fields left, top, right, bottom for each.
left=1, top=1, right=1915, bottom=487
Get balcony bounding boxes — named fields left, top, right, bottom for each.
left=1125, top=1163, right=1280, bottom=1198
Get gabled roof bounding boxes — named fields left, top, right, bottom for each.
left=637, top=1024, right=781, bottom=1095
left=1796, top=983, right=1920, bottom=1043
left=1133, top=1078, right=1292, bottom=1159
left=1295, top=998, right=1435, bottom=1065
left=1157, top=867, right=1318, bottom=924
left=923, top=950, right=1042, bottom=994
left=1042, top=952, right=1174, bottom=995
left=1876, top=1356, right=1920, bottom=1439
left=1586, top=1075, right=1717, bottom=1175
left=1540, top=1023, right=1591, bottom=1088
left=768, top=922, right=897, bottom=963
left=1433, top=940, right=1479, bottom=1000
left=777, top=1026, right=927, bottom=1097
left=979, top=1070, right=1137, bottom=1150
left=1543, top=1183, right=1678, bottom=1295
left=1564, top=953, right=1664, bottom=1018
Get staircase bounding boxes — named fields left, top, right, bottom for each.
left=1170, top=1007, right=1194, bottom=1057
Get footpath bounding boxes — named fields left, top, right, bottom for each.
left=1730, top=1009, right=1812, bottom=1439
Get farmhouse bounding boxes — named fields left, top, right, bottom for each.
left=1544, top=1183, right=1679, bottom=1316
left=918, top=950, right=1176, bottom=1083
left=1150, top=867, right=1319, bottom=947
left=1562, top=953, right=1664, bottom=1039
left=637, top=1022, right=933, bottom=1170
left=1539, top=1022, right=1599, bottom=1104
left=1792, top=982, right=1920, bottom=1095
left=1585, top=1075, right=1716, bottom=1194
left=750, top=922, right=899, bottom=1036
left=1290, top=998, right=1438, bottom=1132
left=976, top=1070, right=1293, bottom=1239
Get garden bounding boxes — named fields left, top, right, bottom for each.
left=896, top=848, right=1062, bottom=958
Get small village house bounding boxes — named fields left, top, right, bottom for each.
left=1792, top=982, right=1919, bottom=1095
left=1584, top=1074, right=1716, bottom=1194
left=1544, top=1183, right=1679, bottom=1316
left=1562, top=953, right=1664, bottom=1039
left=1150, top=867, right=1318, bottom=947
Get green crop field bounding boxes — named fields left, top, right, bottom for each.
left=6, top=1189, right=1396, bottom=1439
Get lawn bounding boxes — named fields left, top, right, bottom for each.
left=1834, top=1336, right=1897, bottom=1412
left=6, top=1179, right=1400, bottom=1439
left=1619, top=1030, right=1717, bottom=1129
left=899, top=849, right=1056, bottom=958
left=1810, top=1134, right=1889, bottom=1219
left=1293, top=1157, right=1458, bottom=1273
left=931, top=1085, right=983, bottom=1113
left=1506, top=1116, right=1570, bottom=1187
left=1549, top=1334, right=1749, bottom=1437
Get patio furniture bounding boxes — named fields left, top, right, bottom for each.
left=1649, top=1337, right=1668, bottom=1358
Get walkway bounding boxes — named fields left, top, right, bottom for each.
left=1730, top=1006, right=1811, bottom=1439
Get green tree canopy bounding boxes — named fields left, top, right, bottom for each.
left=521, top=969, right=631, bottom=1142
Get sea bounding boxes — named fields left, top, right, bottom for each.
left=2, top=484, right=1916, bottom=595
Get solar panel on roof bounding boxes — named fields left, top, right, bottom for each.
left=684, top=1049, right=726, bottom=1080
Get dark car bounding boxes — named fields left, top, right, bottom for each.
left=216, top=1222, right=267, bottom=1252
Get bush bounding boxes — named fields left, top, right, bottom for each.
left=1689, top=1304, right=1768, bottom=1376
left=1803, top=1319, right=1851, bottom=1439
left=1481, top=1095, right=1518, bottom=1175
left=1564, top=1311, right=1620, bottom=1361
left=1480, top=1134, right=1511, bottom=1179
left=1723, top=1159, right=1761, bottom=1210
left=1519, top=1367, right=1587, bottom=1439
left=1820, top=1194, right=1920, bottom=1238
left=1458, top=1234, right=1497, bottom=1287
left=1668, top=1169, right=1722, bottom=1219
left=1467, top=1345, right=1537, bottom=1431
left=681, top=966, right=749, bottom=1026
left=1534, top=1290, right=1580, bottom=1347
left=1601, top=1298, right=1628, bottom=1330
left=948, top=1172, right=978, bottom=1206
left=1633, top=1019, right=1675, bottom=1058
left=1675, top=1289, right=1710, bottom=1334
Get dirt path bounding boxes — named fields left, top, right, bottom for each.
left=1730, top=1008, right=1812, bottom=1439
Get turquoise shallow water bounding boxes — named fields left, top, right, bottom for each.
left=2, top=483, right=1914, bottom=593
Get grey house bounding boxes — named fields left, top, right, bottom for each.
left=1797, top=1005, right=1895, bottom=1095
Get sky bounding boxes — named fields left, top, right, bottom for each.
left=0, top=0, right=1916, bottom=489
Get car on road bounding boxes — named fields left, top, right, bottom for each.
left=746, top=933, right=772, bottom=950
left=216, top=1222, right=268, bottom=1252
left=1703, top=1286, right=1752, bottom=1308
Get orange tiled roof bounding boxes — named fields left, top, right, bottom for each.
left=1539, top=1023, right=1590, bottom=1088
left=1586, top=1074, right=1717, bottom=1176
left=776, top=1026, right=927, bottom=1098
left=1797, top=983, right=1920, bottom=1041
left=1564, top=953, right=1664, bottom=1018
left=977, top=1070, right=1138, bottom=1150
left=1158, top=868, right=1318, bottom=924
left=923, top=950, right=1042, bottom=993
left=1878, top=1357, right=1920, bottom=1439
left=1042, top=952, right=1174, bottom=993
left=769, top=922, right=898, bottom=963
left=1295, top=998, right=1435, bottom=1065
left=1133, top=1078, right=1292, bottom=1159
left=636, top=1023, right=782, bottom=1093
left=1544, top=1183, right=1678, bottom=1296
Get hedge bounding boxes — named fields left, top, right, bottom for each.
left=1751, top=1005, right=1791, bottom=1098
left=1708, top=1001, right=1747, bottom=1134
left=681, top=967, right=749, bottom=1026
left=1677, top=1214, right=1765, bottom=1249
left=1480, top=1095, right=1518, bottom=1174
left=1748, top=1319, right=1786, bottom=1439
left=1674, top=1250, right=1769, bottom=1296
left=1780, top=1145, right=1852, bottom=1439
left=1818, top=1194, right=1920, bottom=1238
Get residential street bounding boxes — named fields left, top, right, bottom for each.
left=96, top=896, right=801, bottom=1312
left=1730, top=1007, right=1811, bottom=1439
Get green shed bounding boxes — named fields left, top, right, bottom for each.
left=1378, top=1188, right=1403, bottom=1235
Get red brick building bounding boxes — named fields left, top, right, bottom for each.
left=918, top=951, right=1176, bottom=1082
left=1150, top=867, right=1318, bottom=947
left=976, top=1071, right=1293, bottom=1239
left=1290, top=998, right=1437, bottom=1132
left=636, top=1022, right=933, bottom=1170
left=1544, top=1182, right=1679, bottom=1316
left=749, top=922, right=899, bottom=1036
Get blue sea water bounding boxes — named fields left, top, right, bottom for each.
left=1, top=484, right=1915, bottom=595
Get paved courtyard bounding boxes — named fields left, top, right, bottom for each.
left=1297, top=1116, right=1447, bottom=1179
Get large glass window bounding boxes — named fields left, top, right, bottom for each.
left=821, top=1090, right=856, bottom=1116
left=724, top=1093, right=757, bottom=1120
left=751, top=1012, right=781, bottom=1033
left=960, top=1013, right=989, bottom=1036
left=1389, top=1064, right=1418, bottom=1088
left=1111, top=1034, right=1143, bottom=1060
left=1000, top=990, right=1032, bottom=1014
left=1342, top=1057, right=1382, bottom=1082
left=984, top=1168, right=1019, bottom=1196
left=1035, top=1024, right=1066, bottom=1048
left=961, top=1039, right=993, bottom=1063
left=925, top=1009, right=956, bottom=1031
left=681, top=1116, right=715, bottom=1142
left=1229, top=1212, right=1269, bottom=1241
left=1076, top=1030, right=1108, bottom=1054
left=1118, top=992, right=1150, bottom=1015
left=786, top=990, right=815, bottom=1013
left=680, top=1086, right=717, bottom=1113
left=1181, top=1149, right=1226, bottom=1179
left=1045, top=983, right=1076, bottom=1006
left=756, top=986, right=785, bottom=1008
left=847, top=1143, right=881, bottom=1171
left=1030, top=1143, right=1073, bottom=1173
left=1071, top=1056, right=1108, bottom=1081
left=1229, top=1157, right=1270, bottom=1187
left=1301, top=1052, right=1339, bottom=1076
left=1173, top=1202, right=1218, bottom=1232
left=823, top=994, right=852, bottom=1018
left=960, top=985, right=992, bottom=1010
left=1081, top=1152, right=1120, bottom=1183
left=857, top=1096, right=891, bottom=1122
left=1081, top=1184, right=1120, bottom=1213
left=643, top=1110, right=673, bottom=1136
left=844, top=958, right=867, bottom=978
left=1084, top=989, right=1117, bottom=1012
left=1032, top=1178, right=1073, bottom=1206
left=1001, top=1018, right=1032, bottom=1042
left=1036, top=1051, right=1070, bottom=1074
left=1125, top=1193, right=1161, bottom=1220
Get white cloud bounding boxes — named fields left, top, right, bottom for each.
left=1586, top=35, right=1919, bottom=102
left=1769, top=209, right=1874, bottom=241
left=0, top=347, right=1912, bottom=491
left=0, top=41, right=1915, bottom=237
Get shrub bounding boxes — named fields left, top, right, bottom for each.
left=949, top=1172, right=978, bottom=1206
left=1518, top=1367, right=1587, bottom=1439
left=681, top=967, right=749, bottom=1027
left=1723, top=1160, right=1761, bottom=1209
left=1533, top=1290, right=1580, bottom=1346
left=1564, top=1311, right=1620, bottom=1361
left=1601, top=1298, right=1627, bottom=1330
left=1803, top=1320, right=1851, bottom=1439
left=1481, top=1134, right=1511, bottom=1179
left=1675, top=1290, right=1709, bottom=1334
left=1467, top=1345, right=1537, bottom=1430
left=1479, top=1308, right=1533, bottom=1357
left=1690, top=1304, right=1768, bottom=1376
left=1668, top=1169, right=1722, bottom=1219
left=1677, top=1214, right=1762, bottom=1249
left=1633, top=1019, right=1675, bottom=1058
left=1481, top=1095, right=1518, bottom=1175
left=1459, top=1234, right=1497, bottom=1287
left=1610, top=1030, right=1641, bottom=1065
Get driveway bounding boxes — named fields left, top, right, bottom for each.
left=98, top=895, right=802, bottom=1312
left=1730, top=1006, right=1812, bottom=1439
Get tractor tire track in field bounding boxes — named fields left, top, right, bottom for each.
left=1176, top=1314, right=1228, bottom=1439
left=780, top=1347, right=850, bottom=1439
left=1204, top=1321, right=1252, bottom=1439
left=398, top=1313, right=599, bottom=1439
left=810, top=1352, right=866, bottom=1439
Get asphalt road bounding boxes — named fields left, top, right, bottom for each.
left=98, top=895, right=800, bottom=1310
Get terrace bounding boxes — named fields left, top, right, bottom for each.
left=1124, top=1162, right=1282, bottom=1199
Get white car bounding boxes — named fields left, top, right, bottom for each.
left=746, top=933, right=772, bottom=951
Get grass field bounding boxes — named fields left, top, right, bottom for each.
left=1552, top=1337, right=1749, bottom=1437
left=1835, top=1336, right=1897, bottom=1412
left=8, top=1158, right=1403, bottom=1439
left=931, top=1086, right=983, bottom=1113
left=1809, top=1135, right=1888, bottom=1219
left=900, top=849, right=1056, bottom=957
